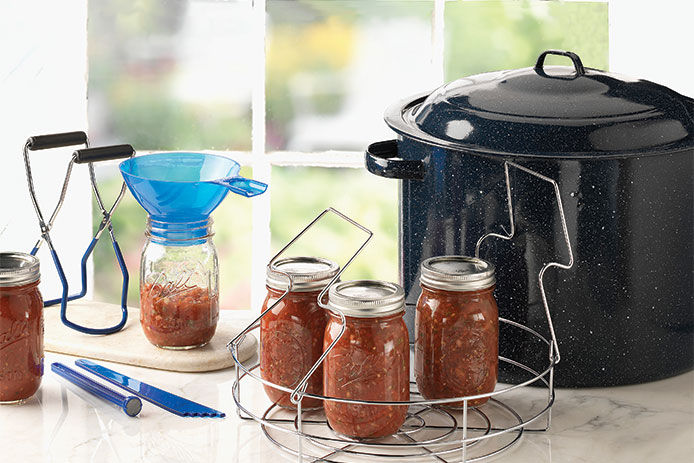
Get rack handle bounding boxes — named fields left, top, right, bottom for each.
left=475, top=161, right=574, bottom=364
left=27, top=131, right=88, bottom=151
left=227, top=208, right=373, bottom=407
left=74, top=145, right=134, bottom=164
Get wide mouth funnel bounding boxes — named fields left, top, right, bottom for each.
left=119, top=152, right=267, bottom=222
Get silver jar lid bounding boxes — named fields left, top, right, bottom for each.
left=0, top=252, right=40, bottom=287
left=420, top=256, right=496, bottom=291
left=328, top=280, right=405, bottom=318
left=266, top=256, right=340, bottom=292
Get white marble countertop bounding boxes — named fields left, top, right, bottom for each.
left=2, top=350, right=692, bottom=463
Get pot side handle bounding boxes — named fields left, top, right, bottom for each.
left=365, top=140, right=425, bottom=180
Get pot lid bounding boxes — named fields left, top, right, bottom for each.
left=385, top=50, right=694, bottom=159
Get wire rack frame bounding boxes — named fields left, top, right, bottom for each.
left=228, top=161, right=574, bottom=463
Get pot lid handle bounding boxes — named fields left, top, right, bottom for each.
left=535, top=49, right=585, bottom=76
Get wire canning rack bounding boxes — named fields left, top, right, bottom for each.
left=228, top=161, right=574, bottom=463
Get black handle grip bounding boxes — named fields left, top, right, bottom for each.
left=74, top=144, right=134, bottom=164
left=27, top=131, right=88, bottom=151
left=365, top=140, right=425, bottom=180
left=535, top=50, right=585, bottom=76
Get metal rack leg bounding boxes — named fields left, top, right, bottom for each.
left=462, top=399, right=468, bottom=463
left=297, top=399, right=304, bottom=463
left=235, top=343, right=242, bottom=419
left=545, top=343, right=556, bottom=431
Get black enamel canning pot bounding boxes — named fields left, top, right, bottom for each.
left=365, top=50, right=694, bottom=387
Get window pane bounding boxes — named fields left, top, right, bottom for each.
left=0, top=1, right=91, bottom=299
left=213, top=166, right=254, bottom=310
left=266, top=0, right=435, bottom=152
left=445, top=1, right=609, bottom=80
left=270, top=166, right=398, bottom=283
left=91, top=169, right=147, bottom=308
left=92, top=165, right=253, bottom=311
left=88, top=0, right=253, bottom=151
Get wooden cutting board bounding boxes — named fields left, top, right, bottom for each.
left=44, top=300, right=257, bottom=372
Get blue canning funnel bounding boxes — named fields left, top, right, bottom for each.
left=119, top=152, right=267, bottom=222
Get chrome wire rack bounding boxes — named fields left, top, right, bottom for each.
left=228, top=161, right=573, bottom=463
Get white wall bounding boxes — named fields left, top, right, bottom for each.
left=0, top=0, right=91, bottom=298
left=610, top=0, right=694, bottom=97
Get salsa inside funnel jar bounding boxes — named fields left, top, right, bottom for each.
left=323, top=280, right=410, bottom=438
left=140, top=283, right=218, bottom=348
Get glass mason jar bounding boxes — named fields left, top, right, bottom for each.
left=0, top=253, right=43, bottom=404
left=260, top=256, right=339, bottom=410
left=415, top=256, right=499, bottom=407
left=324, top=280, right=410, bottom=438
left=140, top=218, right=219, bottom=349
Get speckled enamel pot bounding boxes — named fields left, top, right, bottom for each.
left=365, top=50, right=694, bottom=387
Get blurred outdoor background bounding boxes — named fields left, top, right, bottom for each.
left=87, top=0, right=608, bottom=310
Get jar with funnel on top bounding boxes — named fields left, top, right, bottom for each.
left=120, top=152, right=267, bottom=349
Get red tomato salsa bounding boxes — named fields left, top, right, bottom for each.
left=0, top=280, right=43, bottom=403
left=140, top=283, right=218, bottom=349
left=323, top=311, right=410, bottom=438
left=260, top=287, right=327, bottom=409
left=415, top=284, right=498, bottom=407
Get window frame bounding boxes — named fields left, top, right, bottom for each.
left=233, top=0, right=447, bottom=312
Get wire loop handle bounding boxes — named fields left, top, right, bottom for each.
left=227, top=207, right=373, bottom=404
left=475, top=160, right=574, bottom=364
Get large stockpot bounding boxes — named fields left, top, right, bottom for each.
left=365, top=50, right=694, bottom=387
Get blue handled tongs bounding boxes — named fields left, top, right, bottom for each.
left=23, top=131, right=134, bottom=335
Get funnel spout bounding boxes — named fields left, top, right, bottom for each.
left=213, top=176, right=268, bottom=198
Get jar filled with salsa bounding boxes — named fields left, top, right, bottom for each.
left=140, top=218, right=219, bottom=349
left=324, top=280, right=410, bottom=438
left=260, top=256, right=339, bottom=409
left=415, top=256, right=498, bottom=407
left=0, top=253, right=43, bottom=404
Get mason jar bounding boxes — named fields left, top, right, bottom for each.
left=260, top=256, right=339, bottom=409
left=415, top=256, right=499, bottom=407
left=139, top=218, right=219, bottom=349
left=0, top=252, right=43, bottom=404
left=323, top=280, right=410, bottom=438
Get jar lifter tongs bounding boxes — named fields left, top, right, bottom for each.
left=23, top=131, right=134, bottom=335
